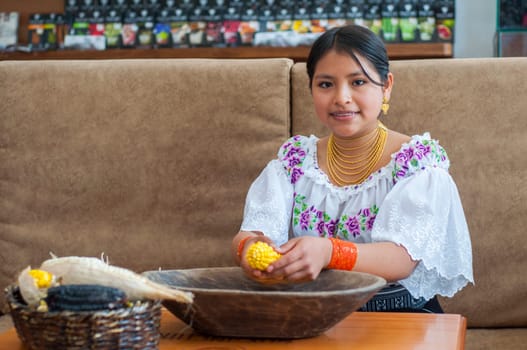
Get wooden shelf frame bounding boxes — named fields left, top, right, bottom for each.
left=0, top=42, right=452, bottom=61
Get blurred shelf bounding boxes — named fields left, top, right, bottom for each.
left=0, top=43, right=452, bottom=62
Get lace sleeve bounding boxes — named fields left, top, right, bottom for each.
left=371, top=167, right=474, bottom=300
left=240, top=160, right=294, bottom=246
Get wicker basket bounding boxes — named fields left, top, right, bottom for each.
left=5, top=285, right=162, bottom=350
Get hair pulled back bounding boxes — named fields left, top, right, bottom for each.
left=306, top=25, right=390, bottom=89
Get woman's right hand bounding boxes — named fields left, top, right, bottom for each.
left=234, top=232, right=286, bottom=283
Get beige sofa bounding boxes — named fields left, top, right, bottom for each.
left=0, top=57, right=526, bottom=349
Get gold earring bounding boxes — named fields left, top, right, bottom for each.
left=381, top=97, right=390, bottom=116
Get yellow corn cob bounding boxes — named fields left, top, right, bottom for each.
left=28, top=269, right=55, bottom=289
left=245, top=241, right=281, bottom=271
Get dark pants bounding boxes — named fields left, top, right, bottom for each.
left=384, top=296, right=444, bottom=313
left=358, top=284, right=444, bottom=314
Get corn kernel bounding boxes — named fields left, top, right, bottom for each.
left=245, top=241, right=281, bottom=271
left=28, top=269, right=54, bottom=289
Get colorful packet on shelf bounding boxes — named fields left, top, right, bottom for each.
left=169, top=8, right=190, bottom=48
left=381, top=0, right=399, bottom=42
left=399, top=0, right=418, bottom=42
left=187, top=7, right=207, bottom=47
left=346, top=1, right=366, bottom=28
left=72, top=11, right=89, bottom=35
left=327, top=3, right=348, bottom=30
left=435, top=0, right=455, bottom=42
left=0, top=12, right=19, bottom=50
left=64, top=0, right=80, bottom=15
left=121, top=10, right=138, bottom=48
left=28, top=13, right=46, bottom=51
left=104, top=9, right=122, bottom=49
left=136, top=9, right=155, bottom=48
left=311, top=4, right=329, bottom=34
left=418, top=0, right=436, bottom=41
left=363, top=0, right=382, bottom=36
left=88, top=10, right=105, bottom=37
left=238, top=5, right=259, bottom=46
left=204, top=7, right=224, bottom=47
left=154, top=8, right=172, bottom=48
left=223, top=5, right=241, bottom=47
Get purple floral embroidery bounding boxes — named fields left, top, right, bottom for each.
left=326, top=220, right=339, bottom=237
left=345, top=216, right=360, bottom=237
left=315, top=220, right=326, bottom=235
left=288, top=157, right=301, bottom=168
left=286, top=147, right=306, bottom=160
left=392, top=138, right=448, bottom=182
left=337, top=205, right=379, bottom=239
left=280, top=136, right=307, bottom=184
left=414, top=142, right=430, bottom=160
left=290, top=167, right=304, bottom=184
left=299, top=209, right=311, bottom=230
left=366, top=216, right=376, bottom=230
left=293, top=194, right=379, bottom=239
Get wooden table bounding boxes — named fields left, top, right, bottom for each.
left=0, top=309, right=466, bottom=350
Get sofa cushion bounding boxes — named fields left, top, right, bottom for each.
left=465, top=328, right=527, bottom=350
left=0, top=58, right=293, bottom=309
left=291, top=58, right=527, bottom=328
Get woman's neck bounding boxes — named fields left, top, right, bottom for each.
left=326, top=121, right=388, bottom=186
left=331, top=123, right=380, bottom=150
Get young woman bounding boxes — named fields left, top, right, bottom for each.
left=232, top=25, right=473, bottom=313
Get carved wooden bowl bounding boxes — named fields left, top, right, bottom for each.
left=143, top=267, right=385, bottom=339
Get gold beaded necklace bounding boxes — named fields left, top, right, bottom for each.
left=326, top=121, right=388, bottom=186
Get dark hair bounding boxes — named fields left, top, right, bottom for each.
left=306, top=25, right=390, bottom=89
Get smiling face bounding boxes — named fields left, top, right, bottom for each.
left=311, top=49, right=393, bottom=138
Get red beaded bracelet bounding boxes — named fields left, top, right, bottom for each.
left=327, top=238, right=358, bottom=271
left=236, top=236, right=251, bottom=261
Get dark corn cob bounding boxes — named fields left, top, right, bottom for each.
left=45, top=284, right=127, bottom=312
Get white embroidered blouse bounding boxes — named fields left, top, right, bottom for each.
left=241, top=133, right=474, bottom=300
